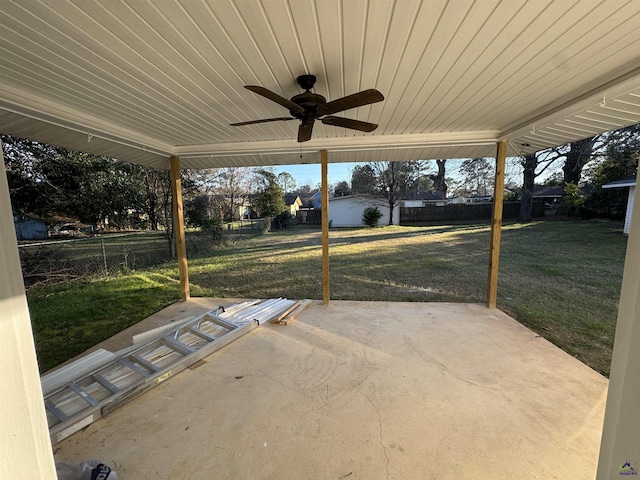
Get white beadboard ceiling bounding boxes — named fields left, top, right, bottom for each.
left=1, top=0, right=640, bottom=169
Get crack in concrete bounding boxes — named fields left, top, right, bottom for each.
left=358, top=388, right=390, bottom=480
left=317, top=382, right=331, bottom=412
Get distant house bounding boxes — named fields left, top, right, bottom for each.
left=401, top=192, right=446, bottom=208
left=603, top=175, right=636, bottom=234
left=13, top=213, right=48, bottom=240
left=328, top=195, right=400, bottom=227
left=466, top=194, right=493, bottom=204
left=532, top=185, right=563, bottom=208
left=283, top=194, right=302, bottom=216
left=206, top=194, right=254, bottom=220
left=309, top=191, right=322, bottom=209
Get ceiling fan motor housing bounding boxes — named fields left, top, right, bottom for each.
left=289, top=91, right=326, bottom=118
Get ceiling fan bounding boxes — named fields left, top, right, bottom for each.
left=230, top=74, right=384, bottom=142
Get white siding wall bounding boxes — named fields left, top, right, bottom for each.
left=0, top=146, right=57, bottom=478
left=328, top=197, right=400, bottom=227
left=625, top=186, right=635, bottom=235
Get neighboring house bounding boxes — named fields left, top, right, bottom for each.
left=207, top=194, right=254, bottom=220
left=309, top=190, right=322, bottom=209
left=283, top=194, right=302, bottom=216
left=13, top=213, right=48, bottom=240
left=603, top=176, right=636, bottom=234
left=328, top=195, right=400, bottom=227
left=401, top=192, right=446, bottom=207
left=466, top=194, right=493, bottom=203
left=532, top=185, right=563, bottom=208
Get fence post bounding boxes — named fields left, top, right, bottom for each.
left=101, top=237, right=108, bottom=275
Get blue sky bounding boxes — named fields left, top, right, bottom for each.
left=272, top=162, right=358, bottom=188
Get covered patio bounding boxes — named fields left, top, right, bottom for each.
left=1, top=1, right=640, bottom=478
left=53, top=299, right=607, bottom=479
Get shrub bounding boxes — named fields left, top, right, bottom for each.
left=202, top=211, right=225, bottom=245
left=362, top=206, right=383, bottom=227
left=273, top=211, right=294, bottom=229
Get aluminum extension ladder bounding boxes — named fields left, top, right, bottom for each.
left=43, top=298, right=295, bottom=445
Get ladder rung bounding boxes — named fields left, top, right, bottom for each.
left=93, top=373, right=120, bottom=394
left=186, top=326, right=217, bottom=342
left=118, top=357, right=151, bottom=377
left=208, top=315, right=239, bottom=331
left=68, top=383, right=98, bottom=407
left=163, top=336, right=196, bottom=356
left=131, top=354, right=162, bottom=373
left=45, top=400, right=69, bottom=422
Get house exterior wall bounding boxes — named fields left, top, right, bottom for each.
left=328, top=196, right=400, bottom=227
left=625, top=186, right=635, bottom=235
left=287, top=203, right=299, bottom=216
left=0, top=148, right=57, bottom=478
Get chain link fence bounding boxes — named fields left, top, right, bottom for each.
left=18, top=219, right=268, bottom=289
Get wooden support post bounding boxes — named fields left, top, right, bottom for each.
left=321, top=150, right=330, bottom=305
left=486, top=141, right=506, bottom=309
left=170, top=155, right=190, bottom=302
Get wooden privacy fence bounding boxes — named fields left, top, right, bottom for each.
left=400, top=201, right=545, bottom=223
left=296, top=208, right=322, bottom=225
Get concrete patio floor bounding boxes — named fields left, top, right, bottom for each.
left=52, top=300, right=607, bottom=479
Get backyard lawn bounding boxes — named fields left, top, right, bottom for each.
left=27, top=219, right=627, bottom=376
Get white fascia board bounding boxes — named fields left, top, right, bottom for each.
left=0, top=84, right=172, bottom=157
left=603, top=181, right=636, bottom=189
left=175, top=130, right=500, bottom=158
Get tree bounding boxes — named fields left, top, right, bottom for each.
left=254, top=169, right=286, bottom=218
left=562, top=136, right=598, bottom=187
left=1, top=135, right=148, bottom=228
left=582, top=124, right=640, bottom=217
left=333, top=180, right=351, bottom=197
left=517, top=149, right=560, bottom=221
left=369, top=161, right=421, bottom=225
left=350, top=164, right=377, bottom=194
left=277, top=172, right=296, bottom=193
left=458, top=158, right=493, bottom=196
left=204, top=167, right=254, bottom=222
left=428, top=159, right=448, bottom=198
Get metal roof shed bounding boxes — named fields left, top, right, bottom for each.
left=603, top=175, right=637, bottom=234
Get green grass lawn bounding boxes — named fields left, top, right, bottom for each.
left=27, top=220, right=627, bottom=376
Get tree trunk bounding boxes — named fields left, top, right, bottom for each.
left=388, top=199, right=394, bottom=225
left=430, top=159, right=448, bottom=198
left=518, top=154, right=536, bottom=221
left=562, top=137, right=596, bottom=186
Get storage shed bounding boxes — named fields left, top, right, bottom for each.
left=328, top=195, right=400, bottom=227
left=603, top=175, right=637, bottom=234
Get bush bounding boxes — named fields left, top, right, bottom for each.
left=272, top=211, right=295, bottom=229
left=201, top=211, right=224, bottom=245
left=558, top=183, right=585, bottom=217
left=362, top=206, right=383, bottom=227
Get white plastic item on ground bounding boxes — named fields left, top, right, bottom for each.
left=56, top=460, right=119, bottom=480
left=42, top=349, right=116, bottom=396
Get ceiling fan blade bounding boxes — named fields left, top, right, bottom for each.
left=317, top=89, right=384, bottom=116
left=245, top=86, right=305, bottom=114
left=322, top=116, right=378, bottom=132
left=298, top=120, right=314, bottom=142
left=230, top=117, right=295, bottom=126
